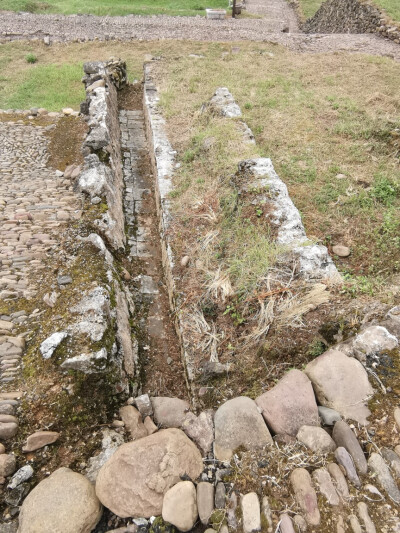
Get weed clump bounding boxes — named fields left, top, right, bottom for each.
left=26, top=53, right=38, bottom=64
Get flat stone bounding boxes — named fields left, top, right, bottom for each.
left=0, top=443, right=5, bottom=454
left=382, top=448, right=400, bottom=478
left=134, top=394, right=153, bottom=417
left=327, top=462, right=349, bottom=499
left=332, top=421, right=367, bottom=474
left=151, top=397, right=189, bottom=428
left=293, top=515, right=307, bottom=532
left=261, top=496, right=272, bottom=532
left=334, top=447, right=360, bottom=487
left=18, top=467, right=102, bottom=533
left=215, top=481, right=226, bottom=509
left=0, top=454, right=16, bottom=477
left=357, top=502, right=376, bottom=533
left=256, top=369, right=319, bottom=436
left=304, top=349, right=373, bottom=425
left=119, top=406, right=147, bottom=441
left=297, top=425, right=336, bottom=454
left=394, top=407, right=400, bottom=430
left=0, top=321, right=13, bottom=331
left=57, top=274, right=72, bottom=285
left=364, top=484, right=384, bottom=500
left=39, top=331, right=68, bottom=359
left=143, top=416, right=158, bottom=435
left=241, top=492, right=261, bottom=533
left=279, top=514, right=295, bottom=533
left=60, top=348, right=107, bottom=374
left=95, top=428, right=203, bottom=518
left=202, top=361, right=230, bottom=380
left=349, top=515, right=362, bottom=533
left=227, top=492, right=238, bottom=529
left=0, top=422, right=18, bottom=440
left=318, top=406, right=341, bottom=426
left=0, top=415, right=18, bottom=424
left=197, top=482, right=214, bottom=525
left=337, top=515, right=345, bottom=533
left=312, top=467, right=340, bottom=506
left=22, top=431, right=60, bottom=452
left=0, top=393, right=21, bottom=400
left=290, top=468, right=320, bottom=526
left=214, top=396, right=272, bottom=462
left=43, top=292, right=58, bottom=308
left=181, top=410, right=214, bottom=454
left=368, top=452, right=400, bottom=503
left=86, top=428, right=124, bottom=483
left=7, top=337, right=25, bottom=349
left=210, top=87, right=242, bottom=118
left=352, top=326, right=398, bottom=362
left=8, top=464, right=34, bottom=489
left=332, top=245, right=350, bottom=257
left=162, top=481, right=198, bottom=532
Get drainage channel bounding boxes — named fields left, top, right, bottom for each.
left=118, top=84, right=188, bottom=400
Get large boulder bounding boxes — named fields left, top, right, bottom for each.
left=95, top=428, right=203, bottom=518
left=255, top=370, right=319, bottom=436
left=214, top=396, right=272, bottom=462
left=17, top=467, right=102, bottom=533
left=304, top=350, right=373, bottom=425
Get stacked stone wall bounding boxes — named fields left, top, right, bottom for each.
left=303, top=0, right=400, bottom=43
left=78, top=59, right=127, bottom=251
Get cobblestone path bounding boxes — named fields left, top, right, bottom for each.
left=0, top=114, right=83, bottom=440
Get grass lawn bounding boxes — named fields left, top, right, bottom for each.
left=155, top=44, right=400, bottom=299
left=299, top=0, right=400, bottom=21
left=1, top=39, right=400, bottom=300
left=0, top=0, right=227, bottom=17
left=297, top=0, right=325, bottom=19
left=375, top=0, right=400, bottom=22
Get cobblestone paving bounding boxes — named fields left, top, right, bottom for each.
left=0, top=116, right=82, bottom=400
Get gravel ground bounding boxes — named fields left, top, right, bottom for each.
left=0, top=2, right=400, bottom=62
left=246, top=0, right=299, bottom=32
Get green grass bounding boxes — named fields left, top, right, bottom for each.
left=4, top=63, right=84, bottom=111
left=375, top=0, right=400, bottom=22
left=298, top=0, right=400, bottom=21
left=297, top=0, right=325, bottom=19
left=156, top=44, right=400, bottom=294
left=0, top=0, right=227, bottom=17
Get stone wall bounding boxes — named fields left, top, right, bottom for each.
left=303, top=0, right=400, bottom=43
left=78, top=59, right=127, bottom=251
left=143, top=63, right=195, bottom=392
left=76, top=60, right=138, bottom=387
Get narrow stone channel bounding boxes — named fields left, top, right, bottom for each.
left=118, top=84, right=188, bottom=400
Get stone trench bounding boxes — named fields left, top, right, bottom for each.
left=1, top=59, right=400, bottom=533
